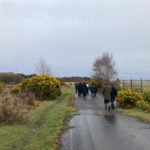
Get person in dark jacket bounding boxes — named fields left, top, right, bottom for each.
left=77, top=83, right=82, bottom=97
left=82, top=83, right=88, bottom=98
left=111, top=84, right=117, bottom=109
left=90, top=83, right=98, bottom=98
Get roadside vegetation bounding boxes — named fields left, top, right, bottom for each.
left=0, top=74, right=76, bottom=150
left=90, top=52, right=150, bottom=123
left=117, top=89, right=150, bottom=122
left=117, top=107, right=150, bottom=123
left=0, top=75, right=61, bottom=123
left=11, top=75, right=61, bottom=100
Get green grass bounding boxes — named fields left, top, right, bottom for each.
left=117, top=107, right=150, bottom=123
left=0, top=87, right=76, bottom=150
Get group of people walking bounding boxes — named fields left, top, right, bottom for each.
left=75, top=82, right=117, bottom=112
left=75, top=82, right=98, bottom=98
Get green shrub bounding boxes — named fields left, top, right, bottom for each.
left=142, top=91, right=150, bottom=103
left=136, top=100, right=150, bottom=112
left=117, top=89, right=143, bottom=108
left=21, top=75, right=61, bottom=100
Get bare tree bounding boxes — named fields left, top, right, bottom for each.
left=93, top=52, right=117, bottom=81
left=35, top=58, right=52, bottom=75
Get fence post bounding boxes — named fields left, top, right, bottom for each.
left=140, top=79, right=143, bottom=91
left=130, top=80, right=133, bottom=90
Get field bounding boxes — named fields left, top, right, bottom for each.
left=0, top=87, right=75, bottom=150
left=120, top=80, right=150, bottom=91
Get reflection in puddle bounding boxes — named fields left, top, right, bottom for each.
left=104, top=113, right=117, bottom=124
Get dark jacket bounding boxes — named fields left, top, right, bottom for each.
left=90, top=85, right=97, bottom=94
left=82, top=83, right=88, bottom=94
left=111, top=87, right=117, bottom=101
left=77, top=83, right=83, bottom=93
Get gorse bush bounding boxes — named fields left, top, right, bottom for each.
left=117, top=89, right=150, bottom=112
left=117, top=89, right=143, bottom=108
left=136, top=100, right=150, bottom=112
left=12, top=75, right=61, bottom=100
left=136, top=91, right=150, bottom=112
left=142, top=91, right=150, bottom=103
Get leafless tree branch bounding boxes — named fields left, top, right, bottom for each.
left=35, top=58, right=52, bottom=75
left=92, top=52, right=117, bottom=81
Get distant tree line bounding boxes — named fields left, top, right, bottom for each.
left=58, top=76, right=91, bottom=82
left=0, top=72, right=36, bottom=84
left=0, top=73, right=91, bottom=84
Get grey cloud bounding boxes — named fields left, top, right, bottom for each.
left=0, top=0, right=150, bottom=79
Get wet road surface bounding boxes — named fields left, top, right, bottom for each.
left=61, top=94, right=150, bottom=150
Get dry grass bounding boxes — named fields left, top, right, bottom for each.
left=0, top=88, right=36, bottom=123
left=0, top=87, right=76, bottom=150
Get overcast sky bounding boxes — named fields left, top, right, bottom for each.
left=0, top=0, right=150, bottom=79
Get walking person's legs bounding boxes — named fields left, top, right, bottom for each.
left=105, top=100, right=111, bottom=112
left=91, top=93, right=93, bottom=99
left=83, top=92, right=86, bottom=99
left=104, top=100, right=108, bottom=111
left=108, top=101, right=111, bottom=112
left=91, top=92, right=95, bottom=99
left=94, top=92, right=96, bottom=98
left=105, top=103, right=107, bottom=111
left=78, top=91, right=81, bottom=97
left=111, top=99, right=115, bottom=109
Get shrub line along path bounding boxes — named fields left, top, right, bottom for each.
left=61, top=94, right=150, bottom=150
left=0, top=88, right=75, bottom=150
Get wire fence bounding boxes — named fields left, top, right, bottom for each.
left=120, top=80, right=150, bottom=91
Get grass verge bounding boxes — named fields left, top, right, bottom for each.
left=0, top=87, right=76, bottom=150
left=117, top=107, right=150, bottom=123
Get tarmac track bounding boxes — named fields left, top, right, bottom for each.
left=61, top=94, right=150, bottom=150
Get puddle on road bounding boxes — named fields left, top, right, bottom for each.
left=78, top=110, right=100, bottom=115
